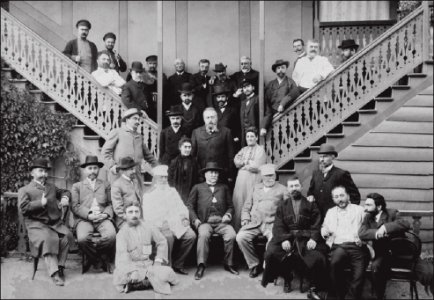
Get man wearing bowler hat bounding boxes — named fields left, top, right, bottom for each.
left=102, top=32, right=127, bottom=74
left=260, top=59, right=300, bottom=137
left=207, top=62, right=238, bottom=108
left=167, top=58, right=192, bottom=115
left=307, top=143, right=361, bottom=219
left=173, top=83, right=203, bottom=137
left=63, top=19, right=98, bottom=73
left=18, top=158, right=74, bottom=286
left=338, top=39, right=359, bottom=64
left=240, top=79, right=260, bottom=146
left=71, top=155, right=116, bottom=273
left=159, top=106, right=188, bottom=165
left=187, top=162, right=238, bottom=280
left=101, top=108, right=158, bottom=184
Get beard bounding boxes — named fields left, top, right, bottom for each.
left=101, top=62, right=110, bottom=69
left=291, top=190, right=302, bottom=199
left=87, top=173, right=98, bottom=180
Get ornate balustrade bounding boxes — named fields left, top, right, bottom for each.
left=0, top=8, right=159, bottom=157
left=265, top=5, right=429, bottom=168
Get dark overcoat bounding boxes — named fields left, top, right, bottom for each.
left=159, top=126, right=188, bottom=165
left=168, top=154, right=200, bottom=204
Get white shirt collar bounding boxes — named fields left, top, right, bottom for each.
left=176, top=71, right=185, bottom=76
left=322, top=164, right=333, bottom=175
left=182, top=102, right=192, bottom=110
left=172, top=125, right=180, bottom=133
left=34, top=179, right=45, bottom=186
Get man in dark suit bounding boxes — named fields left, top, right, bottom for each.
left=307, top=143, right=361, bottom=219
left=102, top=32, right=127, bottom=74
left=230, top=56, right=259, bottom=95
left=167, top=58, right=192, bottom=114
left=173, top=83, right=203, bottom=137
left=159, top=106, right=188, bottom=165
left=121, top=62, right=151, bottom=117
left=191, top=107, right=235, bottom=183
left=207, top=63, right=238, bottom=109
left=262, top=176, right=327, bottom=299
left=239, top=79, right=260, bottom=146
left=187, top=162, right=238, bottom=280
left=189, top=59, right=211, bottom=113
left=359, top=193, right=411, bottom=300
left=63, top=19, right=98, bottom=73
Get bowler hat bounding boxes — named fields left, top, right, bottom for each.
left=178, top=82, right=194, bottom=94
left=271, top=59, right=289, bottom=73
left=318, top=143, right=338, bottom=157
left=200, top=162, right=224, bottom=174
left=130, top=61, right=145, bottom=73
left=166, top=105, right=184, bottom=117
left=80, top=155, right=104, bottom=168
left=337, top=39, right=359, bottom=50
left=212, top=84, right=231, bottom=96
left=117, top=156, right=138, bottom=170
left=240, top=79, right=254, bottom=88
left=103, top=32, right=116, bottom=41
left=30, top=158, right=51, bottom=170
left=213, top=63, right=227, bottom=72
left=76, top=19, right=91, bottom=29
left=152, top=165, right=168, bottom=176
left=146, top=55, right=158, bottom=62
left=259, top=163, right=276, bottom=175
left=122, top=108, right=143, bottom=121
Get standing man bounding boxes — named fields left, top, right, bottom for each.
left=167, top=58, right=192, bottom=113
left=173, top=83, right=203, bottom=137
left=63, top=19, right=98, bottom=73
left=187, top=162, right=238, bottom=280
left=359, top=193, right=410, bottom=300
left=239, top=79, right=260, bottom=146
left=207, top=63, right=238, bottom=108
left=102, top=32, right=127, bottom=74
left=121, top=62, right=152, bottom=116
left=338, top=39, right=359, bottom=64
left=260, top=59, right=300, bottom=137
left=91, top=51, right=125, bottom=95
left=191, top=107, right=234, bottom=183
left=292, top=39, right=335, bottom=94
left=321, top=186, right=367, bottom=300
left=101, top=108, right=158, bottom=183
left=292, top=38, right=307, bottom=69
left=18, top=158, right=73, bottom=286
left=189, top=59, right=211, bottom=113
left=307, top=143, right=361, bottom=219
left=159, top=106, right=188, bottom=165
left=71, top=156, right=116, bottom=273
left=230, top=56, right=260, bottom=98
left=236, top=164, right=288, bottom=279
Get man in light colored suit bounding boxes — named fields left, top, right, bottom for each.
left=71, top=155, right=116, bottom=273
left=111, top=156, right=145, bottom=229
left=236, top=163, right=289, bottom=278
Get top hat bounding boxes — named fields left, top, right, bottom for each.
left=166, top=105, right=184, bottom=117
left=146, top=55, right=158, bottom=62
left=259, top=163, right=276, bottom=175
left=212, top=84, right=232, bottom=96
left=80, top=155, right=104, bottom=168
left=240, top=79, right=254, bottom=88
left=178, top=82, right=194, bottom=94
left=76, top=19, right=92, bottom=29
left=122, top=108, right=143, bottom=121
left=130, top=61, right=145, bottom=73
left=117, top=156, right=138, bottom=170
left=103, top=32, right=116, bottom=41
left=152, top=165, right=168, bottom=176
left=337, top=39, right=359, bottom=50
left=271, top=59, right=289, bottom=72
left=213, top=63, right=227, bottom=72
left=318, top=143, right=338, bottom=157
left=200, top=162, right=224, bottom=174
left=30, top=158, right=51, bottom=170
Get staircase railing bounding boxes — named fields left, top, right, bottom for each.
left=0, top=8, right=159, bottom=157
left=264, top=4, right=430, bottom=168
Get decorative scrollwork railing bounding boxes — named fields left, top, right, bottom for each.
left=0, top=8, right=159, bottom=157
left=265, top=5, right=430, bottom=168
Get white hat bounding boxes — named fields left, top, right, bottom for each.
left=259, top=163, right=276, bottom=175
left=152, top=165, right=168, bottom=176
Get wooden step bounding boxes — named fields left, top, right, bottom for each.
left=352, top=174, right=433, bottom=189
left=404, top=94, right=433, bottom=107
left=1, top=67, right=13, bottom=79
left=335, top=160, right=433, bottom=175
left=72, top=124, right=86, bottom=129
left=338, top=146, right=433, bottom=161
left=373, top=121, right=433, bottom=134
left=83, top=135, right=100, bottom=140
left=419, top=85, right=433, bottom=95
left=8, top=78, right=27, bottom=91
left=374, top=97, right=393, bottom=102
left=358, top=188, right=433, bottom=202
left=325, top=133, right=344, bottom=138
left=388, top=107, right=433, bottom=122
left=392, top=85, right=411, bottom=90
left=341, top=121, right=361, bottom=126
left=407, top=73, right=427, bottom=78
left=354, top=133, right=433, bottom=148
left=357, top=109, right=377, bottom=114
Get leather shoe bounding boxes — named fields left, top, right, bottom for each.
left=283, top=279, right=292, bottom=293
left=224, top=264, right=239, bottom=275
left=307, top=287, right=324, bottom=300
left=195, top=264, right=205, bottom=280
left=51, top=271, right=65, bottom=286
left=173, top=267, right=188, bottom=275
left=58, top=266, right=65, bottom=281
left=249, top=265, right=263, bottom=278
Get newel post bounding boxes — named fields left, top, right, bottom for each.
left=422, top=1, right=430, bottom=61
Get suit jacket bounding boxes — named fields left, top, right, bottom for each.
left=18, top=181, right=73, bottom=256
left=191, top=125, right=234, bottom=176
left=187, top=182, right=234, bottom=223
left=63, top=39, right=98, bottom=72
left=230, top=69, right=259, bottom=92
left=240, top=94, right=259, bottom=145
left=217, top=105, right=240, bottom=140
left=189, top=72, right=210, bottom=112
left=106, top=49, right=127, bottom=73
left=168, top=154, right=200, bottom=204
left=173, top=104, right=203, bottom=138
left=307, top=165, right=361, bottom=219
left=159, top=126, right=188, bottom=165
left=111, top=175, right=144, bottom=228
left=167, top=72, right=193, bottom=109
left=207, top=77, right=238, bottom=108
left=121, top=80, right=149, bottom=111
left=359, top=208, right=410, bottom=256
left=71, top=179, right=114, bottom=227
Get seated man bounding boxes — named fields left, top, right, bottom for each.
left=187, top=162, right=238, bottom=280
left=262, top=176, right=327, bottom=299
left=142, top=165, right=196, bottom=275
left=359, top=193, right=411, bottom=300
left=71, top=155, right=116, bottom=273
left=321, top=186, right=367, bottom=300
left=113, top=200, right=179, bottom=295
left=236, top=164, right=288, bottom=278
left=18, top=158, right=73, bottom=286
left=91, top=51, right=125, bottom=95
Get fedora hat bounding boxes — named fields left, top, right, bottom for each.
left=166, top=105, right=184, bottom=117
left=30, top=158, right=51, bottom=170
left=212, top=84, right=231, bottom=96
left=76, top=19, right=91, bottom=29
left=80, top=155, right=104, bottom=168
left=337, top=39, right=359, bottom=50
left=318, top=143, right=338, bottom=157
left=213, top=63, right=227, bottom=72
left=271, top=59, right=289, bottom=72
left=103, top=32, right=116, bottom=41
left=178, top=82, right=194, bottom=94
left=122, top=108, right=143, bottom=121
left=117, top=156, right=138, bottom=170
left=200, top=162, right=224, bottom=174
left=130, top=61, right=145, bottom=73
